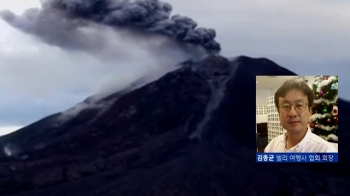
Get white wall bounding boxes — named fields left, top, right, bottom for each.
left=256, top=115, right=268, bottom=123
left=256, top=89, right=271, bottom=105
left=270, top=86, right=279, bottom=97
left=305, top=76, right=315, bottom=89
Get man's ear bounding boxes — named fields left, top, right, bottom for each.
left=309, top=107, right=312, bottom=115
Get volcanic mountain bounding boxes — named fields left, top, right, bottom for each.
left=0, top=55, right=350, bottom=196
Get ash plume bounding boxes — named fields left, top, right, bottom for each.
left=0, top=0, right=222, bottom=123
left=0, top=0, right=221, bottom=54
left=42, top=0, right=220, bottom=52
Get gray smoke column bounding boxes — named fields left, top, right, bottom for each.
left=36, top=0, right=221, bottom=53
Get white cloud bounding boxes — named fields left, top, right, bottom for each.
left=0, top=0, right=40, bottom=15
left=0, top=126, right=22, bottom=137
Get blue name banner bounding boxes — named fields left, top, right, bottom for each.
left=256, top=153, right=338, bottom=162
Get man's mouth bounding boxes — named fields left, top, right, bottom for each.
left=288, top=121, right=300, bottom=125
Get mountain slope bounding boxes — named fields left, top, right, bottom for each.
left=1, top=55, right=350, bottom=196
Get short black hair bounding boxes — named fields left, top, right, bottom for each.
left=274, top=79, right=314, bottom=109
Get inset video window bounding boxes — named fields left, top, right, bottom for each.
left=256, top=76, right=338, bottom=162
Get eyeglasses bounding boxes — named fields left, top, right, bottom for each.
left=279, top=102, right=309, bottom=114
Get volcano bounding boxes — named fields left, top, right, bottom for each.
left=0, top=55, right=350, bottom=196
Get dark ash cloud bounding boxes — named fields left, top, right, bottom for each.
left=0, top=0, right=220, bottom=54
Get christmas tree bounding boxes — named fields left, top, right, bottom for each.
left=309, top=75, right=338, bottom=143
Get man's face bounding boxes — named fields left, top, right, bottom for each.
left=278, top=89, right=312, bottom=134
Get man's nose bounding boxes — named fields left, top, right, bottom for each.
left=288, top=105, right=298, bottom=116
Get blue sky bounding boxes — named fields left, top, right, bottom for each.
left=0, top=0, right=349, bottom=135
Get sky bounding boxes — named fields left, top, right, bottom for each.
left=0, top=0, right=349, bottom=136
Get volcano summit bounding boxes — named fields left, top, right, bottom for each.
left=1, top=55, right=350, bottom=195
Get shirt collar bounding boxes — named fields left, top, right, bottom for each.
left=297, top=126, right=312, bottom=147
left=280, top=126, right=311, bottom=147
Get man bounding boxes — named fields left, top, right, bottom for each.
left=264, top=79, right=337, bottom=152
